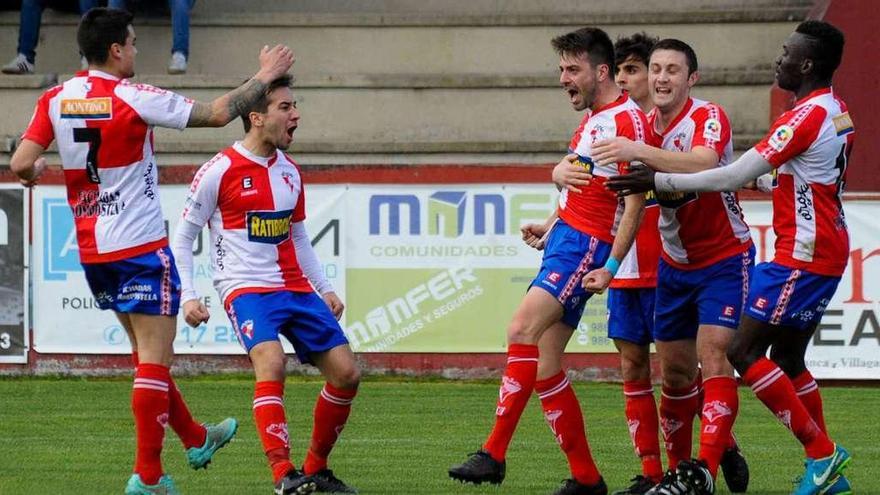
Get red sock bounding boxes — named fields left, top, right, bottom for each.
left=132, top=364, right=171, bottom=485
left=303, top=383, right=357, bottom=475
left=254, top=381, right=295, bottom=483
left=132, top=351, right=206, bottom=449
left=792, top=370, right=827, bottom=434
left=482, top=344, right=539, bottom=462
left=624, top=380, right=662, bottom=482
left=743, top=358, right=833, bottom=458
left=697, top=377, right=739, bottom=477
left=660, top=378, right=700, bottom=470
left=536, top=371, right=602, bottom=486
left=168, top=379, right=208, bottom=449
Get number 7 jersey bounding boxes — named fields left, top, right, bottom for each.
left=23, top=70, right=194, bottom=263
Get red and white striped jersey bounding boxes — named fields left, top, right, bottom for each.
left=610, top=194, right=660, bottom=289
left=650, top=98, right=752, bottom=270
left=754, top=87, right=853, bottom=277
left=22, top=70, right=193, bottom=263
left=558, top=92, right=650, bottom=244
left=182, top=142, right=311, bottom=306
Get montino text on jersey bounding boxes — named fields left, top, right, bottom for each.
left=247, top=209, right=293, bottom=244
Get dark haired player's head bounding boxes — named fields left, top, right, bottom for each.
left=77, top=8, right=136, bottom=77
left=240, top=74, right=299, bottom=151
left=551, top=27, right=616, bottom=111
left=776, top=20, right=845, bottom=92
left=648, top=38, right=700, bottom=114
left=614, top=32, right=658, bottom=111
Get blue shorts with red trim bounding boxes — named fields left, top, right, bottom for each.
left=744, top=262, right=841, bottom=330
left=654, top=247, right=755, bottom=342
left=607, top=287, right=655, bottom=345
left=226, top=290, right=349, bottom=365
left=82, top=246, right=181, bottom=316
left=530, top=219, right=612, bottom=328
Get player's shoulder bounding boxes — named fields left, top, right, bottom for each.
left=190, top=149, right=233, bottom=190
left=689, top=99, right=729, bottom=122
left=116, top=79, right=171, bottom=96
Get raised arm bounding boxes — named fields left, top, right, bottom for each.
left=186, top=44, right=295, bottom=128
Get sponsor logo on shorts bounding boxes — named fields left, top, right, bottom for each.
left=247, top=209, right=292, bottom=244
left=755, top=297, right=768, bottom=309
left=547, top=272, right=561, bottom=283
left=723, top=305, right=735, bottom=317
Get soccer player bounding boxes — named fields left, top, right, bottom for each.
left=172, top=74, right=359, bottom=495
left=590, top=39, right=752, bottom=495
left=449, top=27, right=648, bottom=495
left=9, top=8, right=293, bottom=494
left=606, top=20, right=853, bottom=495
left=552, top=32, right=664, bottom=495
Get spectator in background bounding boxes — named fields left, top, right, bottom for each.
left=2, top=0, right=96, bottom=74
left=2, top=0, right=194, bottom=75
left=107, top=0, right=195, bottom=74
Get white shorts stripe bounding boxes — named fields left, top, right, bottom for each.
left=770, top=269, right=801, bottom=325
left=558, top=236, right=599, bottom=304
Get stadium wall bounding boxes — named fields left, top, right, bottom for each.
left=2, top=165, right=879, bottom=380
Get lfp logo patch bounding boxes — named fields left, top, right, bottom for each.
left=247, top=210, right=292, bottom=244
left=768, top=125, right=794, bottom=152
left=60, top=98, right=112, bottom=119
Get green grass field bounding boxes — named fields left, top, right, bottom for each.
left=0, top=377, right=876, bottom=494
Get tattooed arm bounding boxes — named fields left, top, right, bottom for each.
left=187, top=44, right=294, bottom=128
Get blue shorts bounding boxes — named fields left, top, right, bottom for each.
left=745, top=262, right=841, bottom=330
left=530, top=219, right=612, bottom=328
left=654, top=247, right=755, bottom=342
left=82, top=246, right=181, bottom=316
left=607, top=287, right=655, bottom=345
left=226, top=290, right=349, bottom=365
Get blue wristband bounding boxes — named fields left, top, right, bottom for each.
left=603, top=257, right=620, bottom=277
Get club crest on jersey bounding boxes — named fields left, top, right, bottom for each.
left=703, top=118, right=722, bottom=142
left=247, top=209, right=293, bottom=244
left=768, top=125, right=794, bottom=152
left=281, top=171, right=297, bottom=192
left=60, top=97, right=112, bottom=119
left=589, top=125, right=607, bottom=144
left=671, top=131, right=688, bottom=152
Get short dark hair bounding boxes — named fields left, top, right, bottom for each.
left=552, top=27, right=615, bottom=71
left=614, top=32, right=659, bottom=72
left=240, top=74, right=294, bottom=133
left=795, top=20, right=845, bottom=80
left=650, top=38, right=698, bottom=75
left=77, top=8, right=134, bottom=65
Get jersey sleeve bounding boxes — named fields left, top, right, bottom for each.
left=754, top=104, right=826, bottom=168
left=115, top=81, right=194, bottom=130
left=690, top=103, right=731, bottom=156
left=614, top=108, right=650, bottom=174
left=183, top=153, right=226, bottom=226
left=21, top=88, right=59, bottom=148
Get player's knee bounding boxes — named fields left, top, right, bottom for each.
left=619, top=346, right=651, bottom=382
left=506, top=317, right=539, bottom=344
left=726, top=339, right=756, bottom=374
left=329, top=363, right=361, bottom=390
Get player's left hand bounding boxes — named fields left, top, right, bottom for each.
left=322, top=291, right=345, bottom=320
left=592, top=137, right=639, bottom=166
left=582, top=267, right=613, bottom=294
left=606, top=163, right=656, bottom=197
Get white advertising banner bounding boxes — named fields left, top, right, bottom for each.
left=32, top=184, right=345, bottom=354
left=29, top=181, right=880, bottom=379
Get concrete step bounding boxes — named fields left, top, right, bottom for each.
left=0, top=11, right=798, bottom=76
left=0, top=79, right=771, bottom=147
